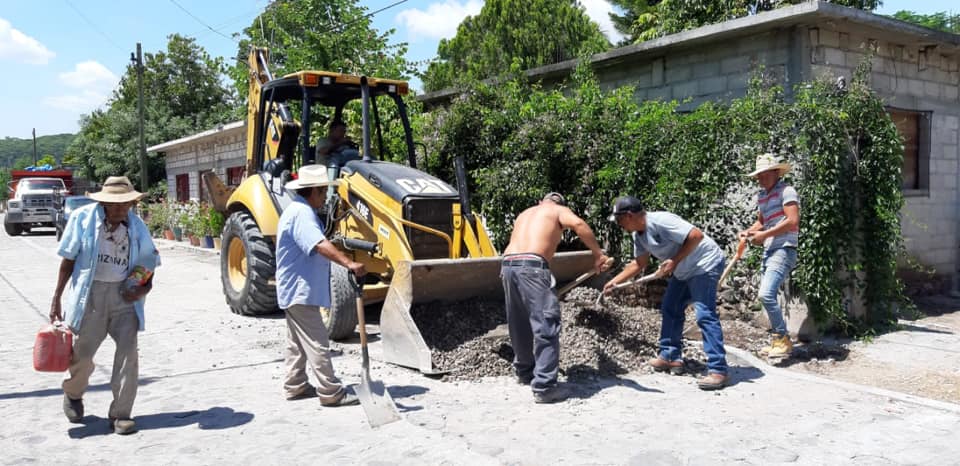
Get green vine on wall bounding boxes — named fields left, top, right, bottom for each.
left=418, top=58, right=910, bottom=334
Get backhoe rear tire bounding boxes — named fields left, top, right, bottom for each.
left=221, top=210, right=278, bottom=316
left=326, top=264, right=360, bottom=340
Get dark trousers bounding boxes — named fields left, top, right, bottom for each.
left=501, top=261, right=560, bottom=392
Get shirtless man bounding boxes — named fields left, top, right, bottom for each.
left=501, top=192, right=609, bottom=403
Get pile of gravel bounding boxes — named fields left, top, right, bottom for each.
left=411, top=285, right=710, bottom=381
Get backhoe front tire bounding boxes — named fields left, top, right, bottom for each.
left=221, top=210, right=278, bottom=316
left=326, top=264, right=360, bottom=340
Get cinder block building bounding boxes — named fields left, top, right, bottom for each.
left=421, top=1, right=960, bottom=291
left=147, top=121, right=246, bottom=203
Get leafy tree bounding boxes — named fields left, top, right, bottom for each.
left=422, top=0, right=611, bottom=92
left=65, top=34, right=234, bottom=188
left=890, top=10, right=960, bottom=33
left=610, top=0, right=881, bottom=43
left=229, top=0, right=414, bottom=100
left=36, top=155, right=57, bottom=166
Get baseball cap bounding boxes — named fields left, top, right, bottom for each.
left=543, top=192, right=566, bottom=206
left=608, top=196, right=645, bottom=222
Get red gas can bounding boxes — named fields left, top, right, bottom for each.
left=33, top=323, right=73, bottom=372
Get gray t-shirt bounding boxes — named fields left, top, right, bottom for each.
left=632, top=211, right=724, bottom=280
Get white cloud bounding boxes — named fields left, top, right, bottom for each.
left=59, top=60, right=118, bottom=90
left=579, top=0, right=627, bottom=44
left=0, top=17, right=55, bottom=65
left=396, top=0, right=483, bottom=41
left=43, top=61, right=118, bottom=113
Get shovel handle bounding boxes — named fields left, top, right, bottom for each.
left=351, top=272, right=370, bottom=358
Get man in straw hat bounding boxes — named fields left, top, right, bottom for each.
left=603, top=196, right=730, bottom=390
left=501, top=192, right=610, bottom=403
left=50, top=176, right=159, bottom=435
left=739, top=153, right=800, bottom=358
left=276, top=164, right=365, bottom=407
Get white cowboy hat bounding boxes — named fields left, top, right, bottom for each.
left=747, top=153, right=792, bottom=177
left=284, top=164, right=340, bottom=191
left=87, top=176, right=145, bottom=203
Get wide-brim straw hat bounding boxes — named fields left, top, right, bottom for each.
left=284, top=164, right=340, bottom=191
left=87, top=176, right=145, bottom=203
left=747, top=153, right=792, bottom=177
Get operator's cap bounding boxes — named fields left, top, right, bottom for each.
left=608, top=196, right=645, bottom=222
left=542, top=192, right=566, bottom=206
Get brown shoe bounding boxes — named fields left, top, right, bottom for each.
left=697, top=373, right=729, bottom=391
left=648, top=357, right=684, bottom=375
left=111, top=418, right=137, bottom=435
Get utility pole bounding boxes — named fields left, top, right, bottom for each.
left=32, top=128, right=37, bottom=166
left=131, top=43, right=148, bottom=192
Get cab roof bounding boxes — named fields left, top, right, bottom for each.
left=262, top=71, right=409, bottom=107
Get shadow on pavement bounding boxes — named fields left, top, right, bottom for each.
left=68, top=407, right=254, bottom=438
left=0, top=379, right=157, bottom=401
left=566, top=370, right=665, bottom=400
left=898, top=323, right=955, bottom=335
left=725, top=365, right=765, bottom=387
left=386, top=385, right=428, bottom=413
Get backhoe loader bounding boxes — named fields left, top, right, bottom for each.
left=204, top=48, right=595, bottom=374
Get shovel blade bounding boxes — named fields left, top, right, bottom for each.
left=354, top=374, right=401, bottom=428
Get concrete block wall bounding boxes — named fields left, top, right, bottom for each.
left=163, top=129, right=246, bottom=202
left=592, top=29, right=794, bottom=110
left=810, top=25, right=960, bottom=287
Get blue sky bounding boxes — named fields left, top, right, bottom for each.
left=0, top=0, right=955, bottom=139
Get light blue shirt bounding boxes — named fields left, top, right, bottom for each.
left=57, top=203, right=160, bottom=332
left=632, top=211, right=723, bottom=281
left=275, top=195, right=331, bottom=309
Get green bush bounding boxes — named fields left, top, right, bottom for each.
left=417, top=59, right=908, bottom=334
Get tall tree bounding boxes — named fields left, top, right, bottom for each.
left=64, top=34, right=235, bottom=189
left=891, top=10, right=960, bottom=33
left=610, top=0, right=881, bottom=43
left=422, top=0, right=611, bottom=92
left=229, top=0, right=414, bottom=99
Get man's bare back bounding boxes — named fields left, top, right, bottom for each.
left=503, top=202, right=566, bottom=261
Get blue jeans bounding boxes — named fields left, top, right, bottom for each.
left=758, top=247, right=798, bottom=336
left=659, top=260, right=728, bottom=374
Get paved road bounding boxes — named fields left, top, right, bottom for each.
left=1, top=225, right=959, bottom=465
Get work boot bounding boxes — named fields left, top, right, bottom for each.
left=648, top=357, right=684, bottom=375
left=697, top=373, right=729, bottom=391
left=321, top=391, right=360, bottom=407
left=285, top=385, right=318, bottom=401
left=533, top=386, right=568, bottom=404
left=63, top=395, right=83, bottom=423
left=765, top=334, right=793, bottom=358
left=111, top=418, right=137, bottom=435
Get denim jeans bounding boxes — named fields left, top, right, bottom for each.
left=758, top=247, right=798, bottom=336
left=659, top=260, right=728, bottom=374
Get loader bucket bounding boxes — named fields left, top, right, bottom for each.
left=379, top=250, right=595, bottom=374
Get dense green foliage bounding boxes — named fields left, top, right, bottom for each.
left=64, top=34, right=234, bottom=190
left=609, top=0, right=880, bottom=43
left=890, top=10, right=960, bottom=33
left=0, top=134, right=74, bottom=168
left=422, top=0, right=610, bottom=92
left=418, top=61, right=906, bottom=333
left=230, top=0, right=414, bottom=99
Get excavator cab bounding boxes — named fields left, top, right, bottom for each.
left=206, top=48, right=596, bottom=374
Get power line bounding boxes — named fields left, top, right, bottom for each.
left=329, top=0, right=410, bottom=34
left=168, top=0, right=238, bottom=42
left=187, top=3, right=267, bottom=39
left=62, top=0, right=125, bottom=52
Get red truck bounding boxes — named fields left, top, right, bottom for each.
left=4, top=169, right=73, bottom=236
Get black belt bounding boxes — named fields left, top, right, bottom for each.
left=502, top=259, right=549, bottom=269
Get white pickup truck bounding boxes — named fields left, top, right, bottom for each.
left=4, top=177, right=67, bottom=236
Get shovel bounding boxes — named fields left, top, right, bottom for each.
left=718, top=237, right=749, bottom=288
left=558, top=257, right=614, bottom=299
left=350, top=273, right=401, bottom=428
left=595, top=271, right=661, bottom=305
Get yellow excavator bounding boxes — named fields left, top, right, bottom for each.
left=204, top=48, right=594, bottom=374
